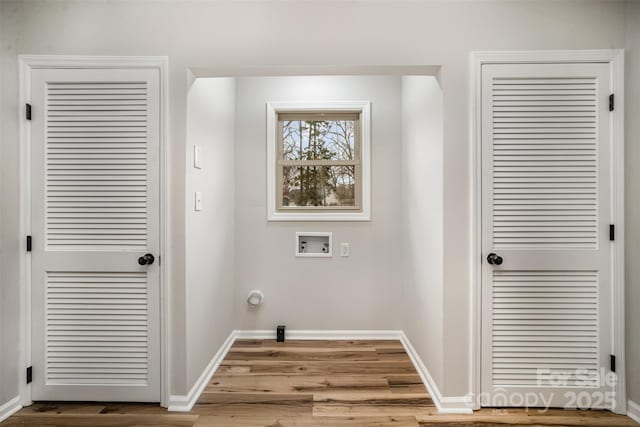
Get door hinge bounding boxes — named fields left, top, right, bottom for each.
left=26, top=366, right=32, bottom=384
left=609, top=94, right=614, bottom=112
left=26, top=103, right=32, bottom=120
left=609, top=225, right=615, bottom=241
left=610, top=355, right=616, bottom=373
left=26, top=235, right=32, bottom=252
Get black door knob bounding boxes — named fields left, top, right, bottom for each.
left=487, top=253, right=503, bottom=266
left=138, top=253, right=155, bottom=266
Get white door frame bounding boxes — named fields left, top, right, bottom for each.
left=470, top=50, right=625, bottom=414
left=18, top=55, right=170, bottom=407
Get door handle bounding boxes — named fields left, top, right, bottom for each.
left=138, top=253, right=155, bottom=266
left=486, top=252, right=503, bottom=266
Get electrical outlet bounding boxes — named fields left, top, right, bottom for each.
left=340, top=242, right=350, bottom=257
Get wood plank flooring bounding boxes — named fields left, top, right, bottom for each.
left=3, top=339, right=637, bottom=426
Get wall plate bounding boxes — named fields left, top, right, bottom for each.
left=295, top=232, right=332, bottom=257
left=195, top=191, right=202, bottom=211
left=193, top=145, right=202, bottom=169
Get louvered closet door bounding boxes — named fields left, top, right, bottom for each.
left=30, top=68, right=160, bottom=401
left=480, top=63, right=613, bottom=408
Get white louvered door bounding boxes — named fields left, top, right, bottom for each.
left=30, top=68, right=160, bottom=401
left=480, top=63, right=614, bottom=408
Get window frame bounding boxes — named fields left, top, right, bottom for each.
left=267, top=101, right=371, bottom=221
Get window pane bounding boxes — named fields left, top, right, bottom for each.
left=282, top=166, right=355, bottom=207
left=282, top=120, right=356, bottom=161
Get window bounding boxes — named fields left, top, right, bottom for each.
left=267, top=102, right=371, bottom=221
left=279, top=113, right=359, bottom=209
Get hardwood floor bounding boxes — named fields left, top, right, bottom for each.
left=2, top=339, right=636, bottom=426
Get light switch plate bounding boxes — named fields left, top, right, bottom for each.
left=195, top=191, right=202, bottom=211
left=193, top=145, right=202, bottom=169
left=340, top=242, right=350, bottom=257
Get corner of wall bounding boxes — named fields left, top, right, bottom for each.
left=400, top=332, right=472, bottom=414
left=627, top=399, right=640, bottom=424
left=184, top=77, right=237, bottom=391
left=625, top=0, right=640, bottom=410
left=400, top=75, right=445, bottom=393
left=0, top=397, right=22, bottom=423
left=0, top=0, right=25, bottom=409
left=168, top=330, right=236, bottom=412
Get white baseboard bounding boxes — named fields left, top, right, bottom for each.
left=234, top=329, right=403, bottom=341
left=399, top=332, right=473, bottom=414
left=233, top=329, right=275, bottom=340
left=628, top=399, right=640, bottom=424
left=0, top=396, right=22, bottom=423
left=168, top=329, right=472, bottom=415
left=167, top=331, right=236, bottom=412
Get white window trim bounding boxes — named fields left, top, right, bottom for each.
left=266, top=101, right=371, bottom=221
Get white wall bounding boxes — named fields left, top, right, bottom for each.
left=234, top=76, right=404, bottom=331
left=185, top=78, right=236, bottom=388
left=625, top=0, right=640, bottom=408
left=0, top=0, right=633, bottom=405
left=0, top=0, right=22, bottom=407
left=401, top=76, right=444, bottom=389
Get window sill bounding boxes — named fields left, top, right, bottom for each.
left=268, top=211, right=371, bottom=222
